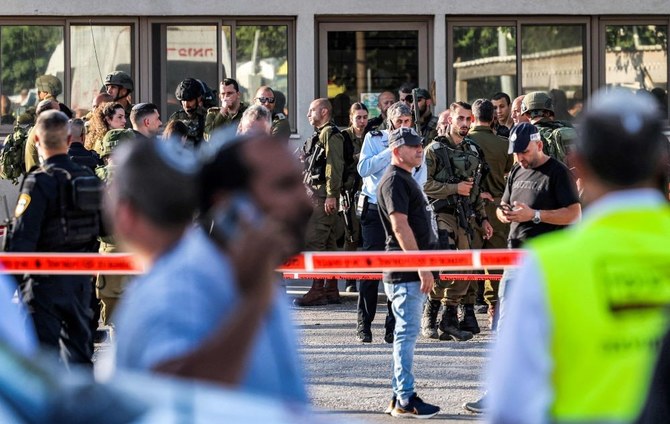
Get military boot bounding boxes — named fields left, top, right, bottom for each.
left=293, top=279, right=327, bottom=307
left=459, top=304, right=481, bottom=334
left=438, top=306, right=473, bottom=341
left=421, top=299, right=441, bottom=339
left=324, top=279, right=341, bottom=304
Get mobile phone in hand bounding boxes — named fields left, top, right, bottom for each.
left=209, top=194, right=264, bottom=246
left=495, top=203, right=514, bottom=212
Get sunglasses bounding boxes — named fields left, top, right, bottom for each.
left=255, top=97, right=275, bottom=104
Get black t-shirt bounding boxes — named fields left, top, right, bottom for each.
left=377, top=165, right=437, bottom=283
left=502, top=157, right=579, bottom=247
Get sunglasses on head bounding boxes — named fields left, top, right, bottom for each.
left=256, top=97, right=275, bottom=104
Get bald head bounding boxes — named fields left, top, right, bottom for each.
left=307, top=98, right=333, bottom=128
left=511, top=95, right=529, bottom=125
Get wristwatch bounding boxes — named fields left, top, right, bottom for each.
left=532, top=209, right=541, bottom=224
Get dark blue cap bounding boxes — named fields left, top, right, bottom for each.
left=389, top=127, right=423, bottom=149
left=509, top=123, right=540, bottom=153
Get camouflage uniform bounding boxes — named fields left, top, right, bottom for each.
left=167, top=107, right=207, bottom=147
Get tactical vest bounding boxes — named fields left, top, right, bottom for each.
left=38, top=165, right=102, bottom=250
left=302, top=123, right=341, bottom=186
left=0, top=123, right=30, bottom=184
left=428, top=136, right=486, bottom=210
left=531, top=205, right=670, bottom=422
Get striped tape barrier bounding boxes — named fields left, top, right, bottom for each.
left=282, top=273, right=503, bottom=281
left=0, top=249, right=523, bottom=275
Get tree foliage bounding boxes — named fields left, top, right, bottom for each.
left=235, top=25, right=287, bottom=63
left=1, top=26, right=62, bottom=94
left=605, top=25, right=667, bottom=51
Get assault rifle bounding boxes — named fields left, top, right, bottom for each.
left=411, top=88, right=421, bottom=135
left=339, top=189, right=355, bottom=243
left=302, top=143, right=325, bottom=186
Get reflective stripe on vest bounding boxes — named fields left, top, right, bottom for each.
left=531, top=206, right=670, bottom=422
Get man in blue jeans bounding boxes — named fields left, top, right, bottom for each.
left=377, top=127, right=440, bottom=419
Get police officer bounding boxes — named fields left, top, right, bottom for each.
left=254, top=86, right=290, bottom=140
left=169, top=78, right=207, bottom=147
left=104, top=71, right=134, bottom=127
left=422, top=102, right=493, bottom=341
left=294, top=98, right=345, bottom=307
left=6, top=110, right=103, bottom=365
left=67, top=118, right=102, bottom=172
left=204, top=78, right=248, bottom=140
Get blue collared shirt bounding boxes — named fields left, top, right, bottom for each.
left=113, top=227, right=308, bottom=404
left=357, top=129, right=426, bottom=204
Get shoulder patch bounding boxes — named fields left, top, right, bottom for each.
left=207, top=107, right=220, bottom=113
left=274, top=112, right=287, bottom=120
left=14, top=193, right=31, bottom=217
left=370, top=130, right=382, bottom=137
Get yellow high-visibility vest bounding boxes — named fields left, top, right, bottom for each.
left=531, top=205, right=670, bottom=422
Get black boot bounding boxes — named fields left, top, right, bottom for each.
left=438, top=306, right=473, bottom=341
left=421, top=299, right=441, bottom=339
left=460, top=304, right=481, bottom=334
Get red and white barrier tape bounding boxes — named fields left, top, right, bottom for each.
left=0, top=249, right=523, bottom=275
left=282, top=272, right=503, bottom=281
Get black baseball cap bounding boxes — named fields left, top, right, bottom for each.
left=509, top=123, right=541, bottom=153
left=389, top=127, right=423, bottom=149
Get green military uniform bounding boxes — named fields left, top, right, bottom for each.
left=422, top=134, right=488, bottom=340
left=365, top=115, right=387, bottom=133
left=418, top=112, right=439, bottom=145
left=24, top=128, right=39, bottom=172
left=341, top=127, right=364, bottom=251
left=534, top=117, right=576, bottom=166
left=271, top=112, right=291, bottom=139
left=467, top=125, right=513, bottom=311
left=94, top=129, right=135, bottom=325
left=203, top=102, right=248, bottom=140
left=295, top=121, right=345, bottom=306
left=167, top=106, right=207, bottom=146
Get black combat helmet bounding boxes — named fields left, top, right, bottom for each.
left=104, top=71, right=134, bottom=93
left=175, top=78, right=204, bottom=101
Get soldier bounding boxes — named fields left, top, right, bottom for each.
left=24, top=98, right=60, bottom=172
left=491, top=92, right=513, bottom=137
left=6, top=110, right=103, bottom=365
left=467, top=99, right=513, bottom=329
left=95, top=128, right=136, bottom=327
left=16, top=75, right=69, bottom=126
left=521, top=91, right=577, bottom=165
left=294, top=98, right=345, bottom=307
left=422, top=102, right=493, bottom=341
left=103, top=71, right=134, bottom=126
left=341, top=102, right=368, bottom=293
left=168, top=78, right=207, bottom=147
left=204, top=78, right=248, bottom=140
left=364, top=90, right=396, bottom=133
left=412, top=88, right=438, bottom=143
left=130, top=102, right=162, bottom=142
left=254, top=86, right=290, bottom=140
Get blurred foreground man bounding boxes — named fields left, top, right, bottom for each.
left=488, top=90, right=670, bottom=423
left=378, top=128, right=440, bottom=419
left=111, top=136, right=309, bottom=403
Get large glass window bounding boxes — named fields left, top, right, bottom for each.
left=521, top=25, right=585, bottom=121
left=605, top=24, right=668, bottom=115
left=453, top=26, right=516, bottom=103
left=70, top=25, right=133, bottom=117
left=165, top=25, right=218, bottom=118
left=1, top=25, right=64, bottom=124
left=236, top=25, right=288, bottom=113
left=326, top=30, right=420, bottom=125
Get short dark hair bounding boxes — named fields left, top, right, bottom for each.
left=221, top=78, right=240, bottom=92
left=130, top=102, right=159, bottom=127
left=472, top=99, right=495, bottom=123
left=491, top=92, right=511, bottom=105
left=111, top=139, right=199, bottom=228
left=449, top=101, right=472, bottom=112
left=577, top=89, right=667, bottom=187
left=399, top=86, right=412, bottom=95
left=199, top=139, right=253, bottom=213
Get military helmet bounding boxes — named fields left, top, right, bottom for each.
left=175, top=78, right=204, bottom=101
left=35, top=75, right=63, bottom=97
left=99, top=129, right=136, bottom=158
left=521, top=91, right=554, bottom=115
left=104, top=71, right=134, bottom=93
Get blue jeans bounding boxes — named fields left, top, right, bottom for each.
left=497, top=267, right=518, bottom=334
left=384, top=281, right=426, bottom=401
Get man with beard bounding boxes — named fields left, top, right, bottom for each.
left=365, top=90, right=396, bottom=133
left=422, top=102, right=493, bottom=342
left=168, top=78, right=207, bottom=147
left=412, top=88, right=438, bottom=143
left=111, top=135, right=310, bottom=403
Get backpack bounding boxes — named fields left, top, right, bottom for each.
left=536, top=121, right=577, bottom=165
left=0, top=124, right=30, bottom=184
